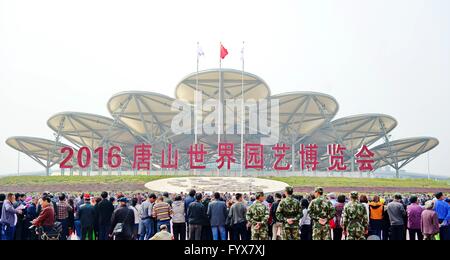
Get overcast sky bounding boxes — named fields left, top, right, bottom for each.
left=0, top=0, right=449, bottom=176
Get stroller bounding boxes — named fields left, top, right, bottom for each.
left=29, top=221, right=63, bottom=240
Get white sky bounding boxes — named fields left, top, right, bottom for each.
left=0, top=0, right=449, bottom=176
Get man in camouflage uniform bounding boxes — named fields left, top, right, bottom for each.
left=308, top=187, right=335, bottom=240
left=342, top=191, right=368, bottom=240
left=246, top=192, right=269, bottom=240
left=276, top=186, right=303, bottom=240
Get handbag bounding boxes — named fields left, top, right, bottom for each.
left=329, top=218, right=336, bottom=229
left=113, top=223, right=123, bottom=235
left=435, top=233, right=440, bottom=240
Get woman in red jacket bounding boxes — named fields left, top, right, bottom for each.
left=32, top=196, right=55, bottom=233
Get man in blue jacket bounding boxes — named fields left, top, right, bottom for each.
left=184, top=189, right=196, bottom=239
left=207, top=192, right=228, bottom=240
left=434, top=192, right=450, bottom=240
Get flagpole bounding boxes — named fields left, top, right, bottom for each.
left=195, top=42, right=199, bottom=146
left=217, top=42, right=223, bottom=175
left=218, top=42, right=222, bottom=147
left=240, top=41, right=245, bottom=177
left=194, top=42, right=200, bottom=176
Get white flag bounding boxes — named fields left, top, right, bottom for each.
left=197, top=44, right=205, bottom=57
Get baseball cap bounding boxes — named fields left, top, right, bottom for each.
left=118, top=197, right=128, bottom=203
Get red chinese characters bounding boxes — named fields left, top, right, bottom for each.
left=216, top=143, right=236, bottom=169
left=244, top=143, right=264, bottom=169
left=272, top=143, right=290, bottom=171
left=299, top=144, right=319, bottom=171
left=355, top=145, right=375, bottom=171
left=188, top=144, right=207, bottom=169
left=132, top=144, right=152, bottom=171
left=327, top=144, right=347, bottom=171
left=161, top=144, right=179, bottom=169
left=60, top=143, right=376, bottom=173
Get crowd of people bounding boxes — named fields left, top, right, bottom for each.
left=0, top=187, right=449, bottom=240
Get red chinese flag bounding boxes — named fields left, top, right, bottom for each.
left=220, top=44, right=228, bottom=59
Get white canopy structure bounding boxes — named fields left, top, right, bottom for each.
left=371, top=137, right=439, bottom=178
left=6, top=69, right=439, bottom=177
left=6, top=136, right=76, bottom=175
left=175, top=69, right=270, bottom=103
left=305, top=114, right=398, bottom=171
left=47, top=112, right=138, bottom=169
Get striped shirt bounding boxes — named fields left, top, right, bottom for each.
left=152, top=202, right=171, bottom=221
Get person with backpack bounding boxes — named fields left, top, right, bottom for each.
left=269, top=193, right=282, bottom=240
left=110, top=197, right=134, bottom=240
left=333, top=194, right=346, bottom=240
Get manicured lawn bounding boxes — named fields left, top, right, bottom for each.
left=0, top=175, right=169, bottom=185
left=267, top=176, right=450, bottom=188
left=0, top=175, right=448, bottom=188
